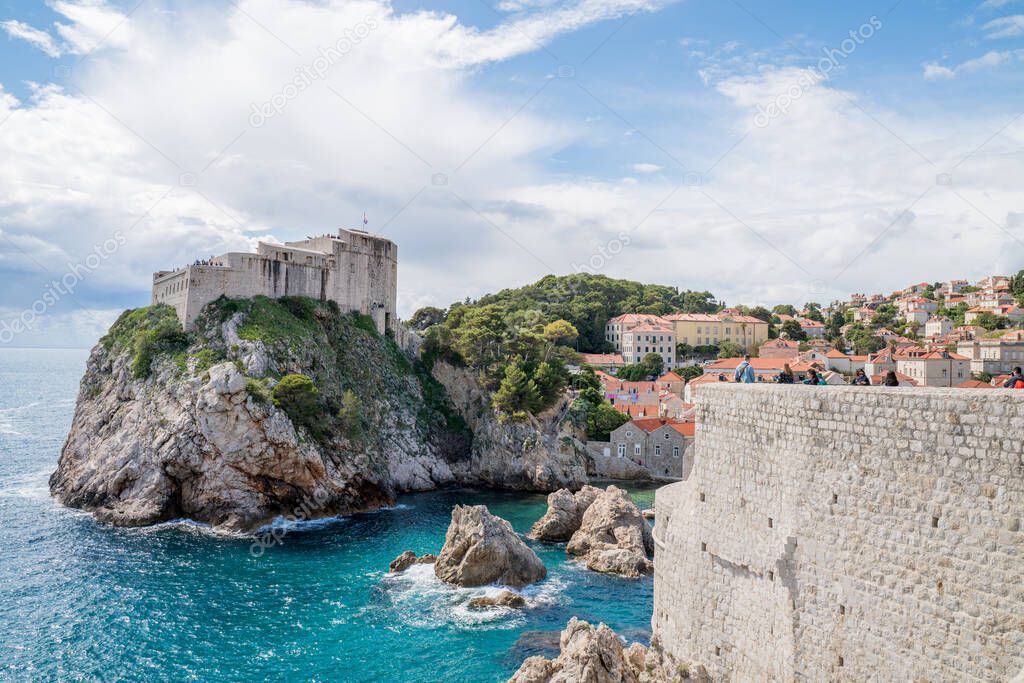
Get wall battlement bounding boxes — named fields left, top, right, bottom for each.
left=653, top=383, right=1023, bottom=681
left=151, top=228, right=398, bottom=334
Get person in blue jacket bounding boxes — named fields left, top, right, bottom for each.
left=734, top=355, right=756, bottom=383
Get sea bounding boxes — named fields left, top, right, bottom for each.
left=0, top=348, right=656, bottom=682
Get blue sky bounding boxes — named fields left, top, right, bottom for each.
left=0, top=0, right=1022, bottom=346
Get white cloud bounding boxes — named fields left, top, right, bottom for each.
left=923, top=62, right=955, bottom=80
left=979, top=0, right=1020, bottom=9
left=0, top=20, right=62, bottom=57
left=1, top=4, right=1023, bottom=349
left=983, top=14, right=1024, bottom=38
left=922, top=49, right=1024, bottom=79
left=630, top=163, right=663, bottom=173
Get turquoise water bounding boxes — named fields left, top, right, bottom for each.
left=0, top=349, right=657, bottom=682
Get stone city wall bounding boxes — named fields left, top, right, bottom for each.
left=653, top=383, right=1023, bottom=681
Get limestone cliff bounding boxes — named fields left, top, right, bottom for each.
left=51, top=297, right=585, bottom=531
left=430, top=361, right=588, bottom=491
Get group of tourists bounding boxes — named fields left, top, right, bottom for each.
left=731, top=356, right=1024, bottom=388
left=732, top=356, right=903, bottom=387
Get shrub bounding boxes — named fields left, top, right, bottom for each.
left=350, top=312, right=379, bottom=336
left=192, top=348, right=224, bottom=375
left=130, top=317, right=189, bottom=378
left=246, top=378, right=271, bottom=404
left=272, top=374, right=323, bottom=433
left=338, top=389, right=363, bottom=437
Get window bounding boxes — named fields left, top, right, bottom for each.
left=665, top=432, right=670, bottom=439
left=655, top=445, right=661, bottom=456
left=617, top=444, right=625, bottom=457
left=673, top=446, right=680, bottom=457
left=634, top=444, right=641, bottom=456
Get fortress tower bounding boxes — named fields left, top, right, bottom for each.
left=152, top=228, right=398, bottom=334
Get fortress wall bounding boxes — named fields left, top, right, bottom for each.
left=653, top=384, right=1024, bottom=681
left=179, top=258, right=330, bottom=328
left=151, top=270, right=189, bottom=319
left=153, top=230, right=399, bottom=334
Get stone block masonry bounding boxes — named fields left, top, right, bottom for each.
left=653, top=383, right=1023, bottom=681
left=152, top=228, right=398, bottom=335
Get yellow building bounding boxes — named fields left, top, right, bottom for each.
left=664, top=313, right=769, bottom=352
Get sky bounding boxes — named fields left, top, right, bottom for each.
left=0, top=0, right=1022, bottom=347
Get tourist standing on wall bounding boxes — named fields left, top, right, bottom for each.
left=776, top=363, right=794, bottom=384
left=1002, top=367, right=1024, bottom=388
left=852, top=368, right=871, bottom=386
left=734, top=356, right=756, bottom=384
left=803, top=369, right=825, bottom=385
left=884, top=370, right=899, bottom=386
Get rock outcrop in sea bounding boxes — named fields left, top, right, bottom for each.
left=51, top=298, right=580, bottom=531
left=467, top=590, right=526, bottom=609
left=528, top=485, right=601, bottom=542
left=389, top=551, right=437, bottom=573
left=434, top=504, right=546, bottom=589
left=566, top=486, right=654, bottom=578
left=509, top=620, right=707, bottom=683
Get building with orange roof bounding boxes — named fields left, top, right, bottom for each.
left=924, top=316, right=952, bottom=338
left=664, top=312, right=769, bottom=354
left=823, top=349, right=866, bottom=374
left=895, top=348, right=970, bottom=387
left=600, top=417, right=694, bottom=479
left=579, top=353, right=626, bottom=369
left=656, top=371, right=685, bottom=396
left=759, top=338, right=800, bottom=359
left=955, top=379, right=997, bottom=389
left=956, top=328, right=1024, bottom=376
left=604, top=314, right=670, bottom=362
left=621, top=322, right=676, bottom=369
left=798, top=318, right=826, bottom=338
left=870, top=371, right=918, bottom=386
left=964, top=304, right=1024, bottom=324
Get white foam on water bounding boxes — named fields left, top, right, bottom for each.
left=253, top=514, right=351, bottom=536
left=0, top=468, right=54, bottom=500
left=377, top=563, right=535, bottom=631
left=133, top=518, right=250, bottom=539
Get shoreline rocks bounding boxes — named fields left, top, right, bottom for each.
left=528, top=485, right=601, bottom=542
left=434, top=505, right=547, bottom=589
left=53, top=301, right=593, bottom=532
left=468, top=590, right=526, bottom=609
left=509, top=621, right=707, bottom=683
left=389, top=550, right=437, bottom=573
left=508, top=618, right=643, bottom=683
left=566, top=486, right=654, bottom=578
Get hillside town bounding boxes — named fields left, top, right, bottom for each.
left=577, top=272, right=1024, bottom=481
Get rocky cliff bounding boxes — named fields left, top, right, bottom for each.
left=430, top=361, right=588, bottom=491
left=51, top=297, right=583, bottom=531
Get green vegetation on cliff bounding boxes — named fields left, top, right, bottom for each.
left=416, top=273, right=719, bottom=418
left=104, top=296, right=471, bottom=458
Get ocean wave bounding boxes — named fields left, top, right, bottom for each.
left=253, top=514, right=351, bottom=535
left=373, top=564, right=567, bottom=631
left=132, top=518, right=252, bottom=539
left=0, top=468, right=54, bottom=500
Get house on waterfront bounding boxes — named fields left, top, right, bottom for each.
left=588, top=417, right=693, bottom=479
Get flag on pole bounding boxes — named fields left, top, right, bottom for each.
left=362, top=212, right=368, bottom=226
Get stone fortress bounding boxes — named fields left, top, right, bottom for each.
left=152, top=227, right=398, bottom=334
left=653, top=383, right=1023, bottom=681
